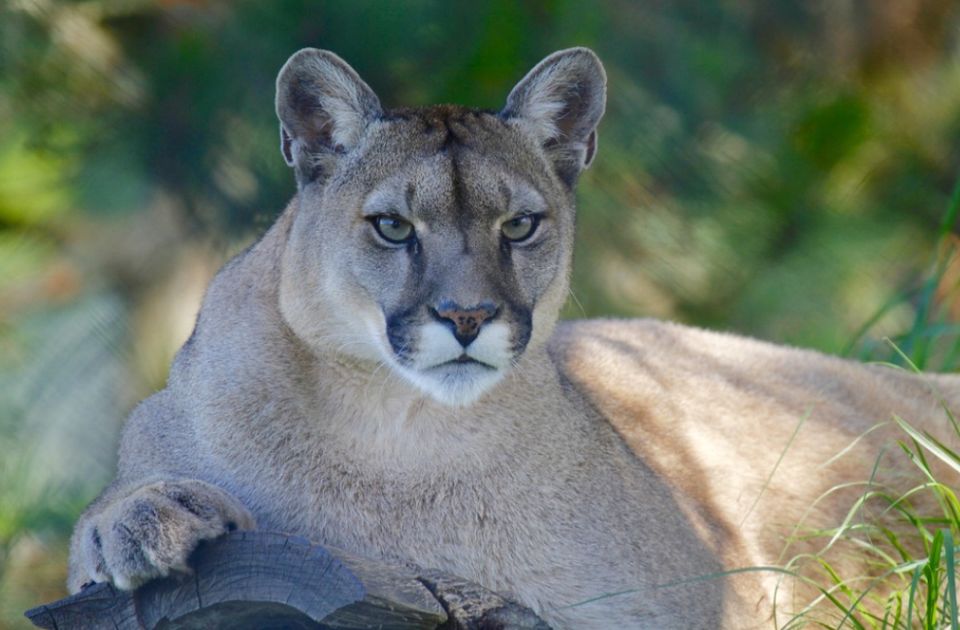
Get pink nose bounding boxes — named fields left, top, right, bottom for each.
left=432, top=301, right=498, bottom=347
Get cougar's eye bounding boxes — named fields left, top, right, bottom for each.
left=501, top=214, right=540, bottom=243
left=371, top=215, right=415, bottom=244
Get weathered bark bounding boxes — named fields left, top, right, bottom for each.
left=25, top=531, right=549, bottom=630
left=420, top=569, right=551, bottom=630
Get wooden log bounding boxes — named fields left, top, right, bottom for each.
left=24, top=531, right=550, bottom=629
left=419, top=569, right=551, bottom=630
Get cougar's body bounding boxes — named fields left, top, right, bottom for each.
left=70, top=49, right=959, bottom=628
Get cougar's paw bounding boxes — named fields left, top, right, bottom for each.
left=75, top=480, right=255, bottom=591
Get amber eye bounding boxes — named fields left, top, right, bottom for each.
left=371, top=215, right=415, bottom=244
left=501, top=214, right=540, bottom=243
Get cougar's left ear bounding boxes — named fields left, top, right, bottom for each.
left=501, top=48, right=607, bottom=187
left=276, top=48, right=382, bottom=184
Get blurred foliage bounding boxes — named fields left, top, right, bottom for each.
left=1, top=0, right=959, bottom=626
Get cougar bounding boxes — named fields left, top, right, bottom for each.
left=69, top=47, right=959, bottom=628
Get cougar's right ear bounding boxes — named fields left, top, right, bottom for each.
left=275, top=48, right=382, bottom=183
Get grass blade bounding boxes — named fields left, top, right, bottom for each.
left=946, top=529, right=958, bottom=630
left=895, top=416, right=960, bottom=477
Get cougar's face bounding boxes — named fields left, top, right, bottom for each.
left=289, top=111, right=573, bottom=406
left=276, top=48, right=604, bottom=407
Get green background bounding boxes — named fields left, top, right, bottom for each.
left=1, top=1, right=959, bottom=625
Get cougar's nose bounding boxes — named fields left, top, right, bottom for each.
left=431, top=300, right=499, bottom=347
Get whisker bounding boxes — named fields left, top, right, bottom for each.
left=364, top=360, right=391, bottom=397
left=567, top=288, right=587, bottom=318
left=331, top=339, right=374, bottom=355
left=509, top=356, right=537, bottom=390
left=376, top=362, right=402, bottom=402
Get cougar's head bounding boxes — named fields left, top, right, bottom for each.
left=275, top=48, right=605, bottom=406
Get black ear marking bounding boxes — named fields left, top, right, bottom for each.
left=584, top=130, right=598, bottom=167
left=280, top=126, right=295, bottom=166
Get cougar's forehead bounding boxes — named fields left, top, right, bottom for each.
left=361, top=151, right=548, bottom=229
left=354, top=108, right=561, bottom=230
left=348, top=106, right=551, bottom=188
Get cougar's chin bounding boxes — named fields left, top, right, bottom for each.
left=387, top=321, right=516, bottom=407
left=399, top=361, right=507, bottom=407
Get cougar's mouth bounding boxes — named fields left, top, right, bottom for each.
left=448, top=354, right=496, bottom=367
left=426, top=356, right=498, bottom=373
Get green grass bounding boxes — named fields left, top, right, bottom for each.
left=774, top=176, right=960, bottom=629
left=845, top=169, right=960, bottom=373
left=771, top=399, right=959, bottom=630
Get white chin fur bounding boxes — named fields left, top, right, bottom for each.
left=390, top=321, right=515, bottom=407
left=398, top=362, right=506, bottom=407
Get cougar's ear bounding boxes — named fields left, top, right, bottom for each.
left=276, top=48, right=382, bottom=183
left=501, top=48, right=606, bottom=186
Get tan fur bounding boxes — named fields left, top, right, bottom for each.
left=69, top=48, right=960, bottom=628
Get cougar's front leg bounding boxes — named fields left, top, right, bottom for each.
left=67, top=479, right=255, bottom=593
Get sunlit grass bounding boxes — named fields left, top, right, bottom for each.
left=772, top=400, right=959, bottom=630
